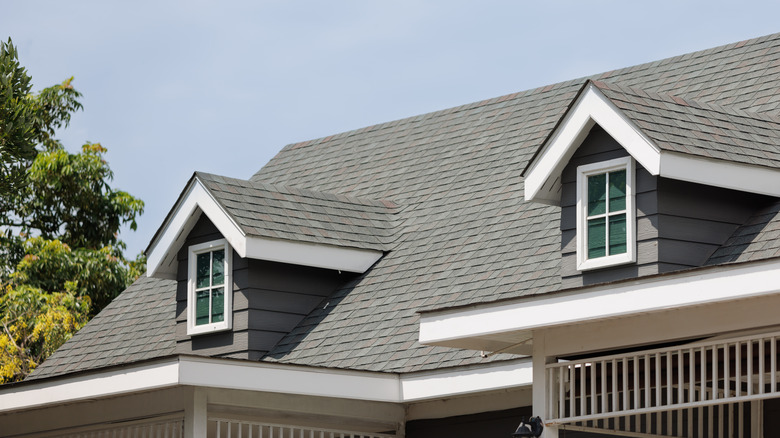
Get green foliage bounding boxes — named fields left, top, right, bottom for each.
left=0, top=284, right=90, bottom=383
left=0, top=38, right=82, bottom=196
left=19, top=142, right=144, bottom=250
left=0, top=37, right=144, bottom=383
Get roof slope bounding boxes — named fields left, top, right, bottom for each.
left=27, top=32, right=780, bottom=380
left=593, top=80, right=780, bottom=169
left=196, top=172, right=400, bottom=251
left=254, top=33, right=780, bottom=372
left=28, top=276, right=176, bottom=380
left=707, top=200, right=780, bottom=265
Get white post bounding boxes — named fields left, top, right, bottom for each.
left=533, top=331, right=558, bottom=438
left=751, top=400, right=763, bottom=438
left=185, top=387, right=208, bottom=438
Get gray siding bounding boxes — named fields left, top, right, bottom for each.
left=176, top=214, right=356, bottom=360
left=560, top=126, right=661, bottom=288
left=406, top=407, right=532, bottom=438
left=560, top=126, right=773, bottom=288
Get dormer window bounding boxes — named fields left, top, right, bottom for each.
left=576, top=156, right=636, bottom=270
left=187, top=239, right=232, bottom=335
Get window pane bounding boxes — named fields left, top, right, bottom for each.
left=588, top=217, right=606, bottom=258
left=196, top=253, right=211, bottom=289
left=196, top=290, right=210, bottom=325
left=609, top=170, right=627, bottom=212
left=588, top=173, right=607, bottom=216
left=609, top=214, right=627, bottom=255
left=212, top=249, right=225, bottom=286
left=211, top=288, right=224, bottom=323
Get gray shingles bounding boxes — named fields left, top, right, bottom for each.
left=26, top=31, right=780, bottom=381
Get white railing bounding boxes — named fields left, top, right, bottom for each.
left=546, top=331, right=780, bottom=436
left=208, top=418, right=396, bottom=438
left=58, top=418, right=184, bottom=438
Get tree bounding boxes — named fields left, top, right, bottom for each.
left=0, top=38, right=81, bottom=196
left=0, top=38, right=144, bottom=383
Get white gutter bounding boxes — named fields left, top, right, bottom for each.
left=419, top=258, right=780, bottom=349
left=0, top=356, right=533, bottom=413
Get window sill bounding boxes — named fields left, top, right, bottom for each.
left=577, top=253, right=635, bottom=271
left=187, top=322, right=231, bottom=336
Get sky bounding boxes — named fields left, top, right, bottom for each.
left=3, top=1, right=780, bottom=258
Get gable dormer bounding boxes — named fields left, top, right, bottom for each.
left=146, top=173, right=398, bottom=359
left=524, top=80, right=780, bottom=287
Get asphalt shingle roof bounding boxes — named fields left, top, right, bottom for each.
left=28, top=276, right=176, bottom=380
left=27, top=32, right=780, bottom=380
left=593, top=80, right=780, bottom=169
left=196, top=172, right=399, bottom=251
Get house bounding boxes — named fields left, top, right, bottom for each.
left=2, top=31, right=780, bottom=438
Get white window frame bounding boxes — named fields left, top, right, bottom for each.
left=187, top=238, right=232, bottom=336
left=576, top=156, right=636, bottom=271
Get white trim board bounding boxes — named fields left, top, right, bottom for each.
left=419, top=258, right=780, bottom=351
left=524, top=83, right=780, bottom=205
left=146, top=176, right=383, bottom=278
left=0, top=356, right=533, bottom=412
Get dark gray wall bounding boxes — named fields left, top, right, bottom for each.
left=406, top=407, right=532, bottom=438
left=560, top=126, right=771, bottom=288
left=560, top=126, right=663, bottom=288
left=175, top=214, right=356, bottom=360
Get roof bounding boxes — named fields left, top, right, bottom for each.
left=196, top=172, right=400, bottom=251
left=592, top=80, right=780, bottom=169
left=27, top=31, right=780, bottom=380
left=28, top=276, right=176, bottom=380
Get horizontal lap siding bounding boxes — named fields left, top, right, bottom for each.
left=176, top=215, right=355, bottom=360
left=406, top=407, right=532, bottom=438
left=560, top=126, right=660, bottom=289
left=655, top=179, right=768, bottom=268
left=558, top=126, right=772, bottom=289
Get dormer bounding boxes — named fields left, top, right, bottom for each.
left=145, top=172, right=398, bottom=358
left=524, top=80, right=780, bottom=287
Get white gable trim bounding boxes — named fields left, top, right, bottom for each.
left=146, top=177, right=383, bottom=278
left=524, top=83, right=660, bottom=205
left=524, top=83, right=780, bottom=205
left=146, top=179, right=245, bottom=279
left=0, top=356, right=533, bottom=412
left=419, top=258, right=780, bottom=351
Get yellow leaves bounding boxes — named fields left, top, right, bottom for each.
left=0, top=285, right=89, bottom=383
left=82, top=142, right=106, bottom=154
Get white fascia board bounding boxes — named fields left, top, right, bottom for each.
left=0, top=356, right=535, bottom=411
left=660, top=152, right=780, bottom=197
left=419, top=258, right=780, bottom=349
left=147, top=178, right=246, bottom=279
left=400, top=360, right=533, bottom=402
left=178, top=356, right=401, bottom=403
left=245, top=236, right=383, bottom=274
left=0, top=360, right=180, bottom=413
left=524, top=84, right=661, bottom=205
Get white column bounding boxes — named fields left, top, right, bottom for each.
left=533, top=330, right=558, bottom=438
left=184, top=387, right=207, bottom=438
left=751, top=400, right=763, bottom=438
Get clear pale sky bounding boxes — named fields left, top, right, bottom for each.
left=3, top=1, right=780, bottom=257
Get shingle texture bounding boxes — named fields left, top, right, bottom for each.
left=196, top=172, right=399, bottom=251
left=707, top=200, right=780, bottom=265
left=28, top=276, right=176, bottom=380
left=28, top=32, right=780, bottom=380
left=593, top=80, right=780, bottom=169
